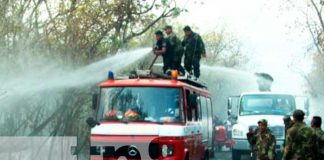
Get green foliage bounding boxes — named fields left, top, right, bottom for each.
left=202, top=29, right=247, bottom=67
left=171, top=7, right=182, bottom=16
left=307, top=54, right=324, bottom=96
left=286, top=0, right=324, bottom=96
left=0, top=0, right=186, bottom=66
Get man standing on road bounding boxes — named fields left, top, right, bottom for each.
left=247, top=119, right=276, bottom=160
left=282, top=115, right=294, bottom=148
left=153, top=30, right=173, bottom=74
left=182, top=26, right=206, bottom=80
left=164, top=25, right=185, bottom=75
left=284, top=110, right=315, bottom=160
left=311, top=116, right=324, bottom=160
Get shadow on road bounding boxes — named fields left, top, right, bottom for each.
left=213, top=151, right=250, bottom=160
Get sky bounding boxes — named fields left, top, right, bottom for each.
left=173, top=0, right=314, bottom=93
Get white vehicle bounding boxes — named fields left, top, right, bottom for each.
left=227, top=92, right=309, bottom=160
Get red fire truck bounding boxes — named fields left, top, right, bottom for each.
left=87, top=70, right=214, bottom=160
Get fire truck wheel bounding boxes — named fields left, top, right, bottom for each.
left=115, top=145, right=141, bottom=159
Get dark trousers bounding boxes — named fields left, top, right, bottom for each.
left=184, top=54, right=201, bottom=78
left=162, top=55, right=173, bottom=73
left=173, top=58, right=185, bottom=75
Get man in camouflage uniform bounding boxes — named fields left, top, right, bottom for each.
left=283, top=115, right=294, bottom=148
left=164, top=25, right=185, bottom=75
left=311, top=116, right=324, bottom=159
left=247, top=119, right=276, bottom=160
left=182, top=26, right=206, bottom=80
left=284, top=110, right=315, bottom=160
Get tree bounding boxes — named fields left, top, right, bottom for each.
left=284, top=0, right=323, bottom=96
left=0, top=1, right=189, bottom=158
left=0, top=0, right=186, bottom=66
left=202, top=29, right=246, bottom=67
left=302, top=0, right=323, bottom=96
left=303, top=0, right=323, bottom=54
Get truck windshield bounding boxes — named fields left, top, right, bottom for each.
left=239, top=95, right=295, bottom=116
left=97, top=87, right=182, bottom=123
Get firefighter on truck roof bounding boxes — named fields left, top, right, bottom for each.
left=182, top=25, right=206, bottom=80
left=153, top=30, right=174, bottom=74
left=163, top=25, right=185, bottom=76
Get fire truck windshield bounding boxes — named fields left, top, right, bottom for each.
left=97, top=87, right=182, bottom=123
left=239, top=95, right=296, bottom=116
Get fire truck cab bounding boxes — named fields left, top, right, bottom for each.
left=88, top=71, right=214, bottom=160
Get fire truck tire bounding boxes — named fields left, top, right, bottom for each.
left=231, top=149, right=241, bottom=160
left=210, top=131, right=215, bottom=158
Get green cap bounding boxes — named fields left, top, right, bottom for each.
left=163, top=25, right=172, bottom=30
left=258, top=119, right=268, bottom=126
left=183, top=25, right=192, bottom=32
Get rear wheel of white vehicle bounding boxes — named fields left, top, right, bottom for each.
left=209, top=147, right=215, bottom=158
left=276, top=151, right=283, bottom=160
left=203, top=150, right=209, bottom=160
left=231, top=149, right=242, bottom=160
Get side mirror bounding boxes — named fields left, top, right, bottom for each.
left=227, top=109, right=232, bottom=116
left=86, top=117, right=100, bottom=128
left=230, top=114, right=238, bottom=124
left=227, top=98, right=232, bottom=110
left=304, top=98, right=310, bottom=116
left=188, top=94, right=198, bottom=107
left=92, top=93, right=98, bottom=110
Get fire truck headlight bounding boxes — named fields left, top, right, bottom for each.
left=161, top=144, right=174, bottom=157
left=117, top=111, right=123, bottom=119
